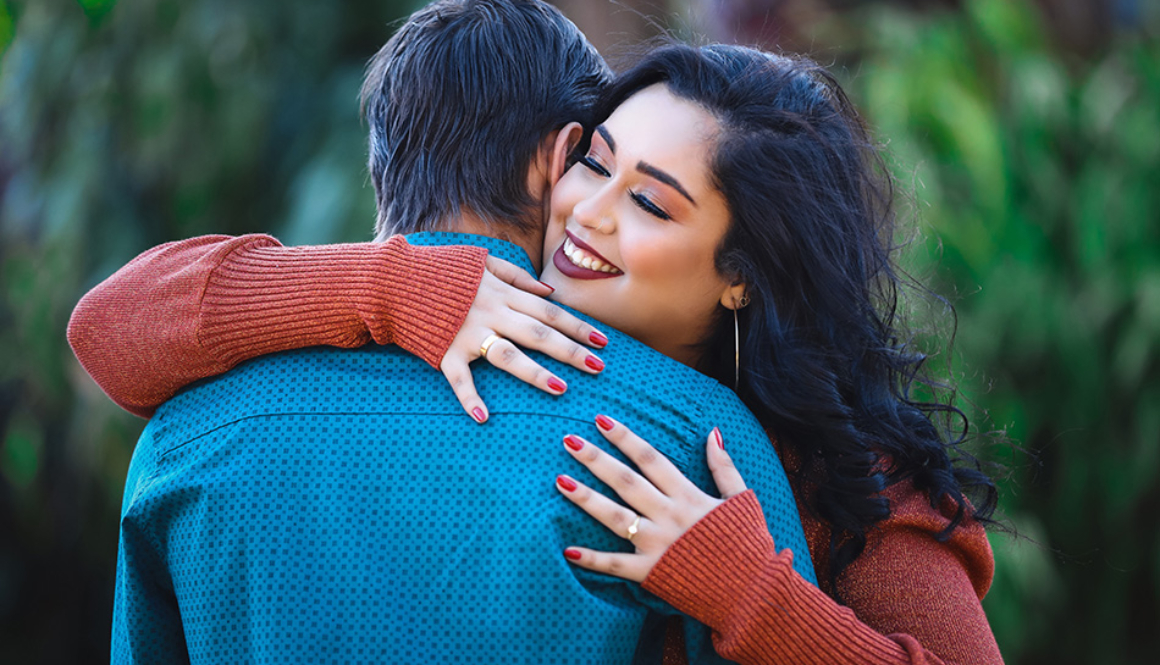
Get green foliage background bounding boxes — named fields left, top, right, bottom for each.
left=1, top=0, right=1157, bottom=662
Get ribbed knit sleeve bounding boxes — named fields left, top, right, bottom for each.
left=644, top=489, right=1003, bottom=665
left=200, top=236, right=486, bottom=367
left=67, top=234, right=487, bottom=419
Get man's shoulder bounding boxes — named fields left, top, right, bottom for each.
left=149, top=344, right=437, bottom=444
left=145, top=330, right=762, bottom=464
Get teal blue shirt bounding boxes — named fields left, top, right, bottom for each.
left=112, top=233, right=815, bottom=664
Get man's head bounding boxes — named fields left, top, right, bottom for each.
left=361, top=0, right=610, bottom=242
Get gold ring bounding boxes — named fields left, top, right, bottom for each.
left=625, top=514, right=641, bottom=542
left=479, top=333, right=504, bottom=359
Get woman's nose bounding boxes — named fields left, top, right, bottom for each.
left=573, top=193, right=616, bottom=234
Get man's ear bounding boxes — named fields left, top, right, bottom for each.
left=547, top=122, right=585, bottom=186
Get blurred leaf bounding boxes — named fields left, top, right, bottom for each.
left=0, top=2, right=12, bottom=56
left=2, top=413, right=42, bottom=490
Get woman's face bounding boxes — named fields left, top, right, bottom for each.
left=540, top=84, right=737, bottom=365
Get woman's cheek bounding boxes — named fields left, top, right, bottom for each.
left=618, top=224, right=668, bottom=278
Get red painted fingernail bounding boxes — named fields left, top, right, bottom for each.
left=548, top=377, right=567, bottom=393
left=712, top=427, right=724, bottom=451
left=564, top=548, right=582, bottom=561
left=595, top=414, right=615, bottom=431
left=563, top=435, right=584, bottom=452
left=556, top=475, right=577, bottom=492
left=589, top=331, right=608, bottom=347
left=472, top=407, right=487, bottom=423
left=585, top=355, right=604, bottom=372
left=538, top=280, right=555, bottom=294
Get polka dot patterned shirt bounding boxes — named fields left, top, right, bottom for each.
left=112, top=234, right=815, bottom=664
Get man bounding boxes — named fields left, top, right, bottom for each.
left=91, top=1, right=815, bottom=663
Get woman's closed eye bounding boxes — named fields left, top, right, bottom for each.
left=630, top=192, right=671, bottom=221
left=578, top=155, right=610, bottom=178
left=578, top=154, right=672, bottom=221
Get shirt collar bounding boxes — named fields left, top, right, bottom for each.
left=403, top=232, right=537, bottom=275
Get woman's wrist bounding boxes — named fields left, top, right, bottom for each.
left=367, top=238, right=489, bottom=365
left=642, top=490, right=795, bottom=627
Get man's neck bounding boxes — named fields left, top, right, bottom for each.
left=434, top=212, right=544, bottom=272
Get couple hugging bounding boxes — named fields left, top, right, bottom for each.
left=69, top=0, right=1003, bottom=663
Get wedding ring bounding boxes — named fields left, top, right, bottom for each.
left=479, top=333, right=504, bottom=359
left=625, top=514, right=641, bottom=542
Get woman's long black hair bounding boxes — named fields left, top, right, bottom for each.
left=599, top=44, right=998, bottom=593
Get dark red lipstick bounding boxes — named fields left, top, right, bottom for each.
left=552, top=230, right=623, bottom=281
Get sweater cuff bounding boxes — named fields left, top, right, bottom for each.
left=643, top=490, right=793, bottom=628
left=200, top=237, right=487, bottom=368
left=376, top=237, right=489, bottom=366
left=644, top=491, right=917, bottom=664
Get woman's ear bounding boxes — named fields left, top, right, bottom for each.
left=548, top=122, right=585, bottom=186
left=720, top=282, right=749, bottom=310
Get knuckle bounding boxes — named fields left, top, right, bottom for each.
left=530, top=323, right=551, bottom=342
left=678, top=491, right=703, bottom=510
left=579, top=445, right=601, bottom=464
left=606, top=557, right=626, bottom=576
left=573, top=484, right=594, bottom=504
left=542, top=303, right=564, bottom=324
left=635, top=448, right=660, bottom=468
left=614, top=511, right=635, bottom=531
left=498, top=345, right=519, bottom=365
left=615, top=470, right=637, bottom=489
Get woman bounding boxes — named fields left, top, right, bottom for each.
left=69, top=43, right=1003, bottom=663
left=538, top=44, right=1003, bottom=664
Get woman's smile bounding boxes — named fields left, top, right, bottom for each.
left=552, top=230, right=623, bottom=278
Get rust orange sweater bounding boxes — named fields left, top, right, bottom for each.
left=67, top=234, right=1002, bottom=664
left=67, top=234, right=487, bottom=418
left=647, top=484, right=1002, bottom=665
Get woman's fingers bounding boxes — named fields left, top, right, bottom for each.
left=706, top=427, right=749, bottom=498
left=482, top=336, right=568, bottom=396
left=496, top=308, right=605, bottom=376
left=472, top=270, right=607, bottom=377
left=560, top=547, right=650, bottom=583
left=559, top=435, right=669, bottom=516
left=593, top=416, right=695, bottom=497
left=439, top=356, right=488, bottom=424
left=485, top=255, right=554, bottom=298
left=554, top=421, right=746, bottom=583
left=508, top=289, right=609, bottom=350
left=556, top=473, right=646, bottom=538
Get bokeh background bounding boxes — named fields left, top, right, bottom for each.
left=1, top=0, right=1157, bottom=662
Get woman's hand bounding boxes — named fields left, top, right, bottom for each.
left=555, top=416, right=748, bottom=582
left=440, top=256, right=609, bottom=423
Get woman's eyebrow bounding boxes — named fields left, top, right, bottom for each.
left=636, top=161, right=697, bottom=206
left=598, top=124, right=698, bottom=206
left=595, top=125, right=616, bottom=152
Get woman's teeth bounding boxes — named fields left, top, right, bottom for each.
left=564, top=238, right=621, bottom=274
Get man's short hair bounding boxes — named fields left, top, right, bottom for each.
left=361, top=0, right=611, bottom=239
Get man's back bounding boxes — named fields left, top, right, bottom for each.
left=113, top=235, right=814, bottom=665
